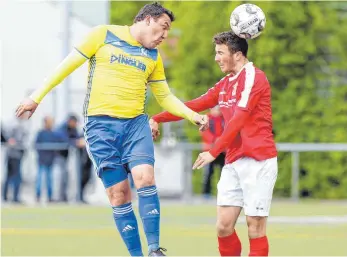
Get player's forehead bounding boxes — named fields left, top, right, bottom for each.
left=215, top=44, right=230, bottom=53
left=155, top=14, right=172, bottom=28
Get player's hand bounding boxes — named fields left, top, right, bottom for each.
left=192, top=151, right=216, bottom=170
left=149, top=118, right=160, bottom=140
left=192, top=114, right=209, bottom=131
left=15, top=97, right=38, bottom=119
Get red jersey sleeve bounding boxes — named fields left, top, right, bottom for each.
left=152, top=83, right=221, bottom=123
left=209, top=70, right=267, bottom=157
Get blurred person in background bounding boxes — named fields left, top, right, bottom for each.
left=55, top=114, right=79, bottom=202
left=2, top=117, right=28, bottom=203
left=15, top=2, right=207, bottom=256
left=200, top=105, right=225, bottom=198
left=35, top=116, right=59, bottom=203
left=75, top=136, right=92, bottom=204
left=1, top=127, right=7, bottom=143
left=151, top=31, right=277, bottom=257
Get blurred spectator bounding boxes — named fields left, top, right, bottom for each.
left=35, top=116, right=60, bottom=203
left=200, top=106, right=225, bottom=198
left=55, top=114, right=79, bottom=202
left=1, top=127, right=6, bottom=143
left=76, top=136, right=92, bottom=203
left=2, top=117, right=28, bottom=203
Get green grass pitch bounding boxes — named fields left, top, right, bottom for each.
left=2, top=201, right=347, bottom=256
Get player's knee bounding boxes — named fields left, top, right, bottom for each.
left=131, top=164, right=155, bottom=188
left=106, top=183, right=131, bottom=206
left=247, top=216, right=267, bottom=238
left=216, top=218, right=234, bottom=237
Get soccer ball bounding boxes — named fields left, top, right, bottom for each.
left=230, top=4, right=266, bottom=39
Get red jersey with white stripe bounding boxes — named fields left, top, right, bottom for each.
left=152, top=62, right=277, bottom=164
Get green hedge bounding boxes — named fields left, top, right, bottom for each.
left=110, top=2, right=347, bottom=198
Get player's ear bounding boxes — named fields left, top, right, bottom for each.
left=145, top=15, right=151, bottom=26
left=235, top=51, right=242, bottom=61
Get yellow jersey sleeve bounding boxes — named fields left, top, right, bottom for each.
left=30, top=50, right=87, bottom=103
left=149, top=81, right=196, bottom=124
left=75, top=25, right=108, bottom=58
left=148, top=52, right=166, bottom=82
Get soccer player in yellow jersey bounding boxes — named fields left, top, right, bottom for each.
left=16, top=3, right=207, bottom=256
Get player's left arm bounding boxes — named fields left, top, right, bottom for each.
left=150, top=80, right=198, bottom=124
left=209, top=78, right=266, bottom=158
left=148, top=53, right=200, bottom=125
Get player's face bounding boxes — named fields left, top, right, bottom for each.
left=142, top=14, right=171, bottom=49
left=215, top=44, right=237, bottom=74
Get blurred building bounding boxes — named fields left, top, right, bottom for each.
left=0, top=0, right=109, bottom=203
left=0, top=0, right=109, bottom=133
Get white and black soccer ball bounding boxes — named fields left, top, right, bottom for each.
left=230, top=3, right=266, bottom=39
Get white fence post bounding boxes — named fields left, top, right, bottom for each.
left=291, top=151, right=300, bottom=201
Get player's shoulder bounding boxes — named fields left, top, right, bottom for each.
left=103, top=24, right=127, bottom=35
left=254, top=66, right=267, bottom=81
left=89, top=24, right=109, bottom=32
left=253, top=65, right=269, bottom=84
left=215, top=74, right=230, bottom=86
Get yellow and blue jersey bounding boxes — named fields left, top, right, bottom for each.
left=75, top=25, right=166, bottom=118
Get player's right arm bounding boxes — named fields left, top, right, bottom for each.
left=16, top=25, right=107, bottom=118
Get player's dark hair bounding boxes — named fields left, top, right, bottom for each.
left=213, top=31, right=248, bottom=57
left=134, top=2, right=175, bottom=23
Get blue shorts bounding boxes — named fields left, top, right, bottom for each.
left=84, top=114, right=154, bottom=188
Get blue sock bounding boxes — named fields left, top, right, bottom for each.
left=112, top=203, right=143, bottom=256
left=137, top=185, right=160, bottom=253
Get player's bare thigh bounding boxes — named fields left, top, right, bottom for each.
left=106, top=179, right=132, bottom=206
left=217, top=206, right=242, bottom=237
left=131, top=164, right=156, bottom=189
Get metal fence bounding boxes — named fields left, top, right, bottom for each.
left=164, top=142, right=347, bottom=201
left=1, top=142, right=347, bottom=203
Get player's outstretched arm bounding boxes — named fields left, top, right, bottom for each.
left=16, top=25, right=107, bottom=119
left=16, top=50, right=87, bottom=118
left=149, top=81, right=208, bottom=126
left=150, top=85, right=220, bottom=124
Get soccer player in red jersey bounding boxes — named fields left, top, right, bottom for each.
left=150, top=31, right=278, bottom=256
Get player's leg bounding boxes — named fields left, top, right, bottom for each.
left=237, top=157, right=278, bottom=257
left=131, top=164, right=163, bottom=256
left=122, top=114, right=164, bottom=256
left=106, top=178, right=144, bottom=256
left=216, top=164, right=244, bottom=256
left=84, top=116, right=143, bottom=256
